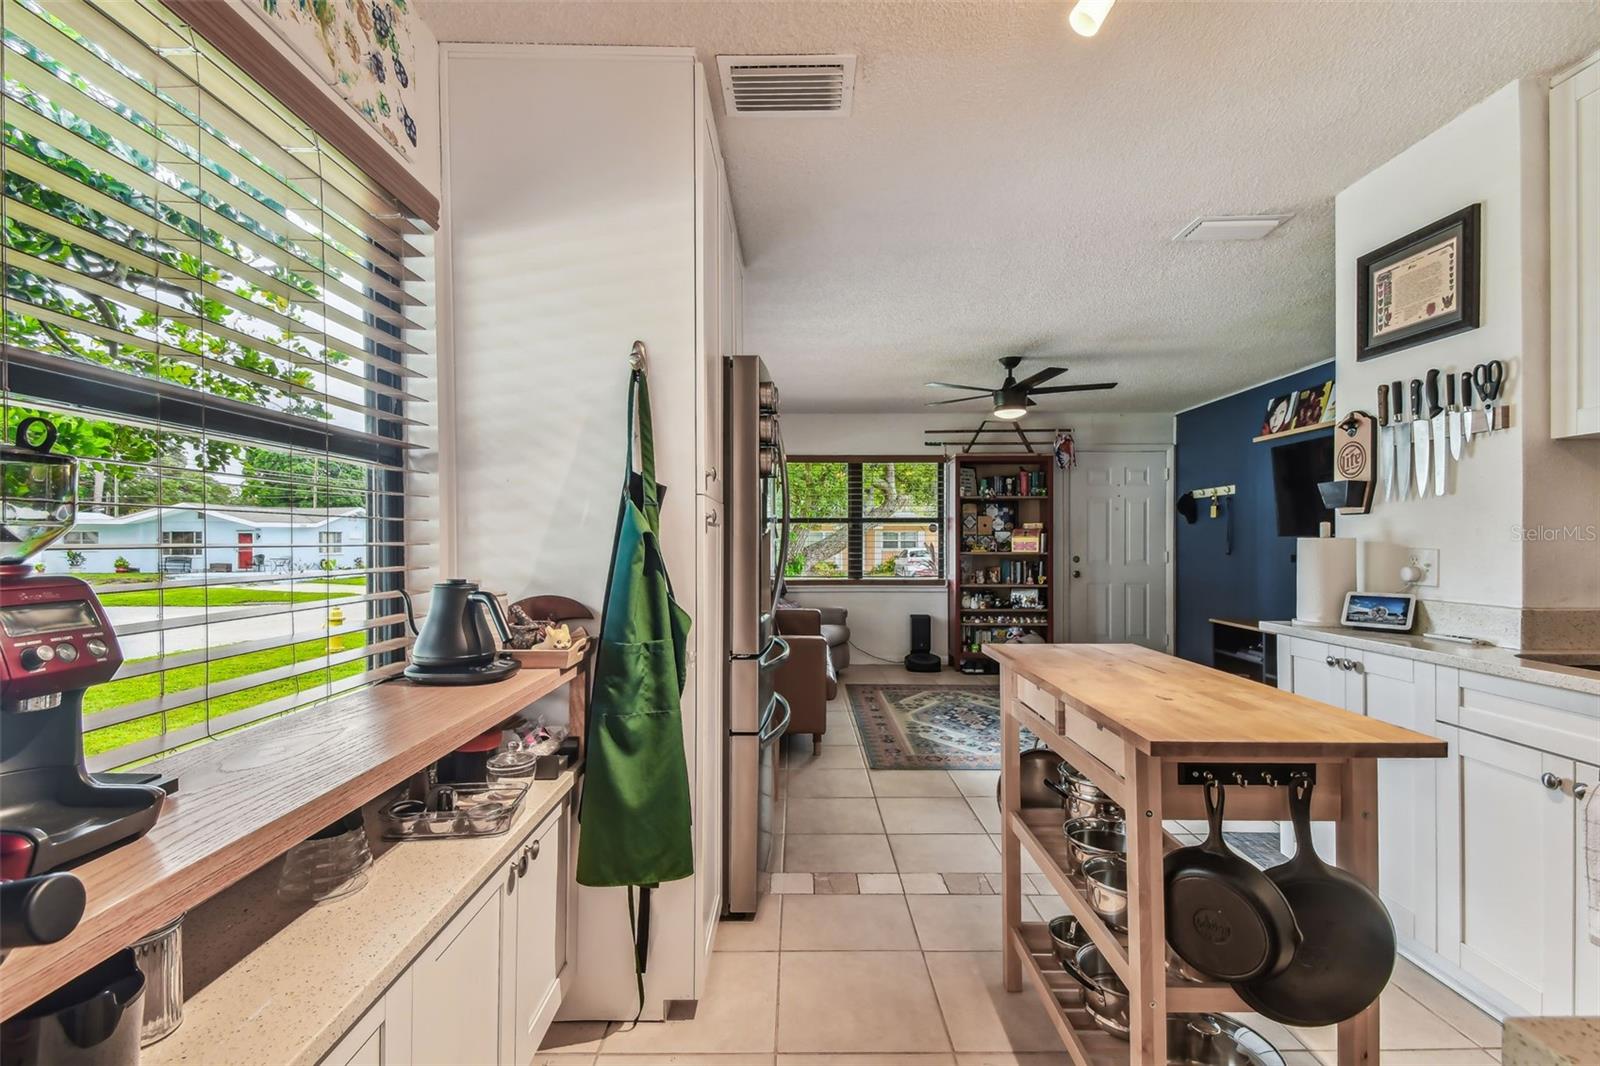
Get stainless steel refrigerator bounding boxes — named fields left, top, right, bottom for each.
left=725, top=355, right=790, bottom=916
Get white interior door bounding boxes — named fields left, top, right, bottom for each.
left=1067, top=450, right=1170, bottom=649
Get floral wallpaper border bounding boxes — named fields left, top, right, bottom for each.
left=257, top=0, right=420, bottom=160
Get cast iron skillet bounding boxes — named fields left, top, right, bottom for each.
left=1164, top=780, right=1300, bottom=982
left=1236, top=778, right=1397, bottom=1026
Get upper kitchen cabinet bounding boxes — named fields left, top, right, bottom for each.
left=1551, top=51, right=1600, bottom=439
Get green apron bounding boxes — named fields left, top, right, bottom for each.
left=576, top=367, right=694, bottom=890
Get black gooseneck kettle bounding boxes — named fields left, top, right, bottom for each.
left=398, top=580, right=517, bottom=680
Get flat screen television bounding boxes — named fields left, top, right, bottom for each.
left=1271, top=434, right=1335, bottom=537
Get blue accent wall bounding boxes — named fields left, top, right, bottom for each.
left=1174, top=363, right=1335, bottom=664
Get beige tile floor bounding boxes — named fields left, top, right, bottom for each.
left=538, top=665, right=1507, bottom=1066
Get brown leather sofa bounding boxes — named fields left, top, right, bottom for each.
left=774, top=607, right=838, bottom=747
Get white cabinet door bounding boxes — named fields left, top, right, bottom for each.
left=1577, top=761, right=1600, bottom=1015
left=1550, top=56, right=1600, bottom=439
left=1278, top=637, right=1345, bottom=708
left=1442, top=728, right=1576, bottom=1015
left=1346, top=651, right=1437, bottom=948
left=411, top=877, right=503, bottom=1066
left=694, top=492, right=726, bottom=982
left=321, top=958, right=414, bottom=1065
left=505, top=810, right=568, bottom=1066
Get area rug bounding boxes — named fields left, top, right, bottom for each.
left=847, top=683, right=1032, bottom=770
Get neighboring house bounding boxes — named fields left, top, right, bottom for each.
left=865, top=523, right=937, bottom=572
left=45, top=505, right=369, bottom=575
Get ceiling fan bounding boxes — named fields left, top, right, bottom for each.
left=924, top=356, right=1117, bottom=420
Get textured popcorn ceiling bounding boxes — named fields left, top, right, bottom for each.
left=421, top=1, right=1600, bottom=414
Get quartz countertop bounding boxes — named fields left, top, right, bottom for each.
left=143, top=771, right=576, bottom=1066
left=1259, top=621, right=1600, bottom=697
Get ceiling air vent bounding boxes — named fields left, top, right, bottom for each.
left=717, top=54, right=856, bottom=117
left=1172, top=215, right=1294, bottom=242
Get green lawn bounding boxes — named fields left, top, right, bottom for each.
left=68, top=570, right=370, bottom=588
left=98, top=587, right=358, bottom=607
left=83, top=632, right=371, bottom=757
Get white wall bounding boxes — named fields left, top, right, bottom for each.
left=1334, top=79, right=1600, bottom=611
left=779, top=411, right=1174, bottom=660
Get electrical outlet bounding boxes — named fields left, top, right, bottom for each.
left=1406, top=548, right=1439, bottom=588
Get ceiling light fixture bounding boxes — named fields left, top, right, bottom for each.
left=1068, top=0, right=1115, bottom=37
left=993, top=393, right=1029, bottom=420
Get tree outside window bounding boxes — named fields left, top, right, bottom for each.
left=786, top=459, right=943, bottom=582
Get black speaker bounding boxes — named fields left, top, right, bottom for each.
left=905, top=614, right=940, bottom=672
left=909, top=614, right=931, bottom=654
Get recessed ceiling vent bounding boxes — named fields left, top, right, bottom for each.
left=717, top=54, right=856, bottom=117
left=1172, top=214, right=1294, bottom=242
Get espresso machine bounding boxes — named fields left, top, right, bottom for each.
left=0, top=418, right=166, bottom=951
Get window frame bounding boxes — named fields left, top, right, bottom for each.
left=784, top=454, right=947, bottom=588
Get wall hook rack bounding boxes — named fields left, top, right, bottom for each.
left=1177, top=763, right=1317, bottom=789
left=1190, top=485, right=1236, bottom=500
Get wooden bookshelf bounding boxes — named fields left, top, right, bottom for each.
left=949, top=453, right=1056, bottom=671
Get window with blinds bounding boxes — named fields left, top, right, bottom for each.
left=785, top=457, right=944, bottom=583
left=1, top=0, right=438, bottom=769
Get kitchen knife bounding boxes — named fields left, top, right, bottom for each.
left=1428, top=369, right=1447, bottom=496
left=1447, top=372, right=1463, bottom=461
left=1410, top=378, right=1429, bottom=498
left=1461, top=372, right=1477, bottom=444
left=1393, top=380, right=1411, bottom=500
left=1377, top=383, right=1392, bottom=502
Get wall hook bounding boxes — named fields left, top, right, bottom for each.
left=629, top=340, right=648, bottom=371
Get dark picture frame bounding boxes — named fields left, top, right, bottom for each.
left=1355, top=203, right=1480, bottom=361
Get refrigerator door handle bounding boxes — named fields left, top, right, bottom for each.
left=731, top=634, right=790, bottom=667
left=759, top=692, right=792, bottom=745
left=770, top=422, right=792, bottom=611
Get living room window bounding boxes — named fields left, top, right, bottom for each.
left=786, top=457, right=944, bottom=584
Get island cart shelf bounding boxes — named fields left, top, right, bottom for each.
left=990, top=643, right=1447, bottom=1066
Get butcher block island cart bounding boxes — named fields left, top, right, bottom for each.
left=990, top=644, right=1447, bottom=1066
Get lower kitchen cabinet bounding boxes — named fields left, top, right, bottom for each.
left=319, top=800, right=572, bottom=1066
left=1278, top=638, right=1436, bottom=947
left=413, top=877, right=504, bottom=1066
left=1435, top=726, right=1581, bottom=1016
left=500, top=804, right=569, bottom=1066
left=1432, top=667, right=1600, bottom=1018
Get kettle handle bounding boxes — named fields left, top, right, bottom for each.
left=397, top=588, right=419, bottom=636
left=470, top=591, right=513, bottom=644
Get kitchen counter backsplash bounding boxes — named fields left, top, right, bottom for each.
left=1390, top=600, right=1600, bottom=651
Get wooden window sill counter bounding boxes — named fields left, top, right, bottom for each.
left=0, top=665, right=580, bottom=1022
left=143, top=770, right=577, bottom=1066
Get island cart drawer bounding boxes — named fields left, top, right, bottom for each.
left=1061, top=704, right=1125, bottom=778
left=1014, top=674, right=1126, bottom=779
left=1016, top=675, right=1064, bottom=731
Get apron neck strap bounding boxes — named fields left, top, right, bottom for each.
left=626, top=369, right=661, bottom=519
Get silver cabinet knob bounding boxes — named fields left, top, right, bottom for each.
left=706, top=511, right=720, bottom=528
left=1541, top=772, right=1564, bottom=791
left=1576, top=782, right=1591, bottom=801
left=705, top=466, right=718, bottom=484
left=528, top=839, right=541, bottom=862
left=1325, top=655, right=1338, bottom=667
left=516, top=845, right=531, bottom=878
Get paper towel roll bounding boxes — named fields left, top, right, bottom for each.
left=1295, top=537, right=1357, bottom=626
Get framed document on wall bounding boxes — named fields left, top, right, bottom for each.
left=1355, top=203, right=1480, bottom=361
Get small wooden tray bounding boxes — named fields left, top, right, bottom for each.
left=506, top=635, right=589, bottom=670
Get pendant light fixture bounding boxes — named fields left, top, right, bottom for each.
left=1068, top=0, right=1116, bottom=37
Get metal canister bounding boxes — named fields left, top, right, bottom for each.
left=131, top=914, right=184, bottom=1045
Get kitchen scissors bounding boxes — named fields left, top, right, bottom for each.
left=1473, top=360, right=1504, bottom=432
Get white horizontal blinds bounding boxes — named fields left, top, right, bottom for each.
left=0, top=0, right=439, bottom=769
left=786, top=459, right=944, bottom=580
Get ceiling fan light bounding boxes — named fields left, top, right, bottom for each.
left=1068, top=0, right=1115, bottom=37
left=993, top=402, right=1028, bottom=420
